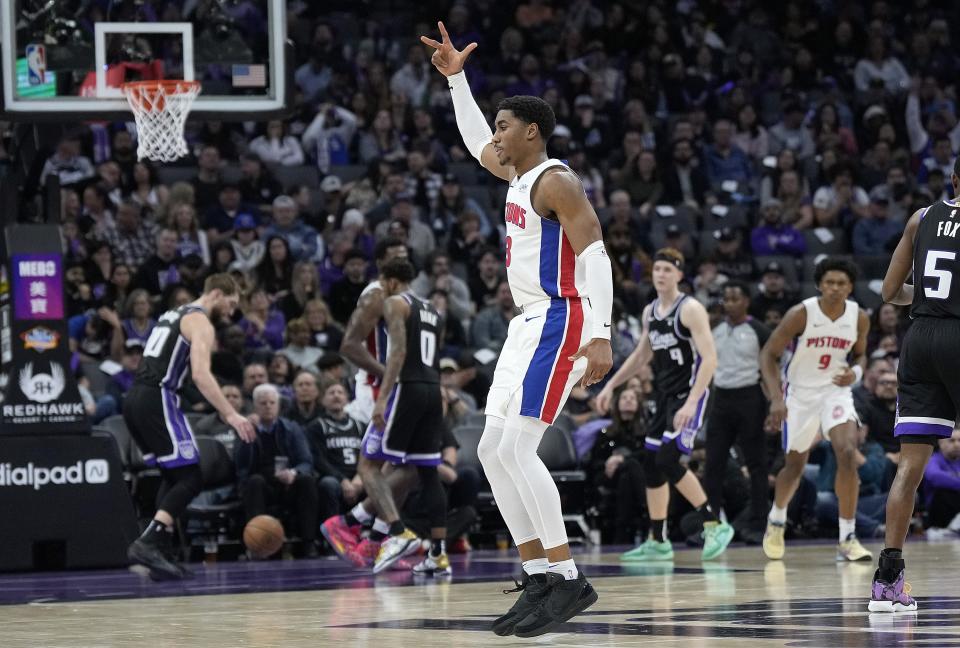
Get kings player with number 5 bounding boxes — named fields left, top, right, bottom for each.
left=759, top=258, right=872, bottom=564
left=124, top=274, right=255, bottom=580
left=868, top=159, right=960, bottom=612
left=421, top=21, right=613, bottom=638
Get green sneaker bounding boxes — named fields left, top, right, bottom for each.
left=702, top=521, right=734, bottom=560
left=620, top=538, right=674, bottom=562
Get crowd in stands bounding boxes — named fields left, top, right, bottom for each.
left=40, top=0, right=960, bottom=553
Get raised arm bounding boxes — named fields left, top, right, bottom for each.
left=421, top=21, right=515, bottom=182
left=182, top=313, right=255, bottom=442
left=760, top=304, right=807, bottom=429
left=537, top=168, right=614, bottom=387
left=882, top=209, right=921, bottom=305
left=371, top=295, right=410, bottom=430
left=340, top=287, right=386, bottom=379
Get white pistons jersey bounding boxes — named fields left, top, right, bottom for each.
left=504, top=158, right=589, bottom=308
left=783, top=297, right=859, bottom=394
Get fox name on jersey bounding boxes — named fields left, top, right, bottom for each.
left=503, top=158, right=589, bottom=307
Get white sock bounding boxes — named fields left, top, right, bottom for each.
left=547, top=558, right=578, bottom=581
left=351, top=503, right=373, bottom=524
left=839, top=517, right=856, bottom=541
left=522, top=557, right=548, bottom=576
left=372, top=518, right=390, bottom=535
left=769, top=504, right=787, bottom=525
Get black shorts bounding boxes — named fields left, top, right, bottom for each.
left=123, top=385, right=199, bottom=468
left=896, top=317, right=960, bottom=445
left=361, top=381, right=443, bottom=466
left=646, top=388, right=710, bottom=455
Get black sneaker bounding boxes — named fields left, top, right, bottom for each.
left=128, top=539, right=185, bottom=581
left=491, top=572, right=549, bottom=636
left=513, top=572, right=598, bottom=638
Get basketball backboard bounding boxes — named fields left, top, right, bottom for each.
left=1, top=0, right=287, bottom=119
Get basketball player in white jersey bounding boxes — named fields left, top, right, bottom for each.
left=760, top=257, right=872, bottom=562
left=422, top=21, right=613, bottom=638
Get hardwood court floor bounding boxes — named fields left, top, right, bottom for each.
left=1, top=540, right=959, bottom=647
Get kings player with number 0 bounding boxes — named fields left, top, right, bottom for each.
left=421, top=21, right=613, bottom=638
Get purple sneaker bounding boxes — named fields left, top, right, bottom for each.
left=868, top=570, right=917, bottom=612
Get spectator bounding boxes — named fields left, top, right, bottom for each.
left=192, top=145, right=223, bottom=212
left=235, top=383, right=320, bottom=558
left=302, top=103, right=358, bottom=174
left=750, top=198, right=807, bottom=257
left=303, top=298, right=344, bottom=353
left=129, top=161, right=169, bottom=216
left=430, top=289, right=468, bottom=356
left=239, top=287, right=286, bottom=351
left=103, top=340, right=144, bottom=413
left=867, top=304, right=904, bottom=358
left=294, top=27, right=334, bottom=104
left=447, top=210, right=499, bottom=269
left=852, top=187, right=903, bottom=255
left=338, top=208, right=375, bottom=261
left=733, top=103, right=770, bottom=162
left=468, top=248, right=503, bottom=310
left=238, top=154, right=282, bottom=210
left=854, top=36, right=909, bottom=95
left=357, top=110, right=407, bottom=165
left=365, top=170, right=408, bottom=230
left=241, top=362, right=269, bottom=402
left=711, top=227, right=754, bottom=282
left=320, top=175, right=346, bottom=225
left=750, top=261, right=797, bottom=320
left=853, top=355, right=895, bottom=414
left=471, top=281, right=514, bottom=352
left=80, top=184, right=115, bottom=236
left=205, top=183, right=261, bottom=245
left=607, top=222, right=650, bottom=314
left=193, top=384, right=246, bottom=455
left=857, top=367, right=900, bottom=468
left=40, top=134, right=95, bottom=187
left=439, top=358, right=478, bottom=413
left=582, top=386, right=646, bottom=544
left=404, top=146, right=444, bottom=212
left=114, top=288, right=155, bottom=352
left=769, top=101, right=816, bottom=160
left=284, top=369, right=323, bottom=428
left=411, top=251, right=473, bottom=321
left=811, top=103, right=858, bottom=157
left=661, top=138, right=710, bottom=209
left=278, top=260, right=323, bottom=323
left=328, top=249, right=368, bottom=325
left=924, top=429, right=960, bottom=530
left=373, top=192, right=436, bottom=266
left=306, top=382, right=366, bottom=522
left=390, top=43, right=431, bottom=105
left=279, top=319, right=324, bottom=373
left=916, top=135, right=956, bottom=190
left=616, top=149, right=662, bottom=211
left=167, top=203, right=210, bottom=267
left=131, top=228, right=180, bottom=297
left=98, top=201, right=157, bottom=270
left=268, top=353, right=296, bottom=400
left=704, top=118, right=754, bottom=190
left=433, top=173, right=491, bottom=238
left=255, top=236, right=295, bottom=300
left=247, top=121, right=305, bottom=167
left=262, top=195, right=320, bottom=263
left=774, top=169, right=814, bottom=229
left=812, top=164, right=870, bottom=228
left=228, top=213, right=265, bottom=274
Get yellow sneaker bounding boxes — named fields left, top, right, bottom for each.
left=373, top=529, right=420, bottom=574
left=837, top=534, right=873, bottom=562
left=763, top=522, right=785, bottom=560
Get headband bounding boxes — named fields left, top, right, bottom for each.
left=653, top=252, right=684, bottom=272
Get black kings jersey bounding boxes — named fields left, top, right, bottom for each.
left=912, top=199, right=960, bottom=319
left=647, top=295, right=700, bottom=397
left=394, top=293, right=442, bottom=384
left=135, top=304, right=207, bottom=390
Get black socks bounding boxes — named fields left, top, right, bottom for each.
left=388, top=520, right=406, bottom=536
left=139, top=519, right=173, bottom=546
left=698, top=503, right=719, bottom=524
left=430, top=539, right=445, bottom=557
left=651, top=519, right=666, bottom=542
left=878, top=548, right=904, bottom=583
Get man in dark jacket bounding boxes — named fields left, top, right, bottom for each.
left=235, top=383, right=319, bottom=557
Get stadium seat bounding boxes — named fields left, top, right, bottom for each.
left=328, top=164, right=367, bottom=182
left=97, top=415, right=132, bottom=468
left=185, top=412, right=207, bottom=430
left=701, top=203, right=750, bottom=231
left=180, top=437, right=243, bottom=560
left=452, top=425, right=484, bottom=477
left=271, top=164, right=320, bottom=190
left=650, top=204, right=696, bottom=249
left=462, top=184, right=495, bottom=214
left=156, top=166, right=198, bottom=186
left=537, top=426, right=590, bottom=542
left=755, top=255, right=800, bottom=287
left=448, top=161, right=479, bottom=185
left=803, top=254, right=855, bottom=281
left=803, top=228, right=848, bottom=256
left=857, top=254, right=892, bottom=280
left=854, top=281, right=883, bottom=311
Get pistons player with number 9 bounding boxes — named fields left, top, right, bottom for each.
left=759, top=258, right=872, bottom=563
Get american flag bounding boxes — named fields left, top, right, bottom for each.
left=232, top=64, right=267, bottom=88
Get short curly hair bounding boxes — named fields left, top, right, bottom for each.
left=497, top=95, right=556, bottom=140
left=813, top=257, right=858, bottom=285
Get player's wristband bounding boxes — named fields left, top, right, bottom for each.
left=448, top=71, right=491, bottom=162
left=580, top=240, right=613, bottom=340
left=851, top=365, right=863, bottom=383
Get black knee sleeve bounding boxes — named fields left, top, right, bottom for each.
left=157, top=464, right=204, bottom=520
left=416, top=466, right=447, bottom=529
left=655, top=442, right=688, bottom=485
left=644, top=449, right=667, bottom=488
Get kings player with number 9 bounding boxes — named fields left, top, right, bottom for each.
left=124, top=273, right=255, bottom=580
left=759, top=258, right=872, bottom=564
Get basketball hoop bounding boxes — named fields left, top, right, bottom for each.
left=121, top=80, right=201, bottom=162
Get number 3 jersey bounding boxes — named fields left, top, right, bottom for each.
left=782, top=297, right=858, bottom=395
left=647, top=295, right=700, bottom=397
left=134, top=303, right=207, bottom=390
left=396, top=293, right=442, bottom=384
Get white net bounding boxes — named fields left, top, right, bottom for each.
left=121, top=81, right=201, bottom=162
